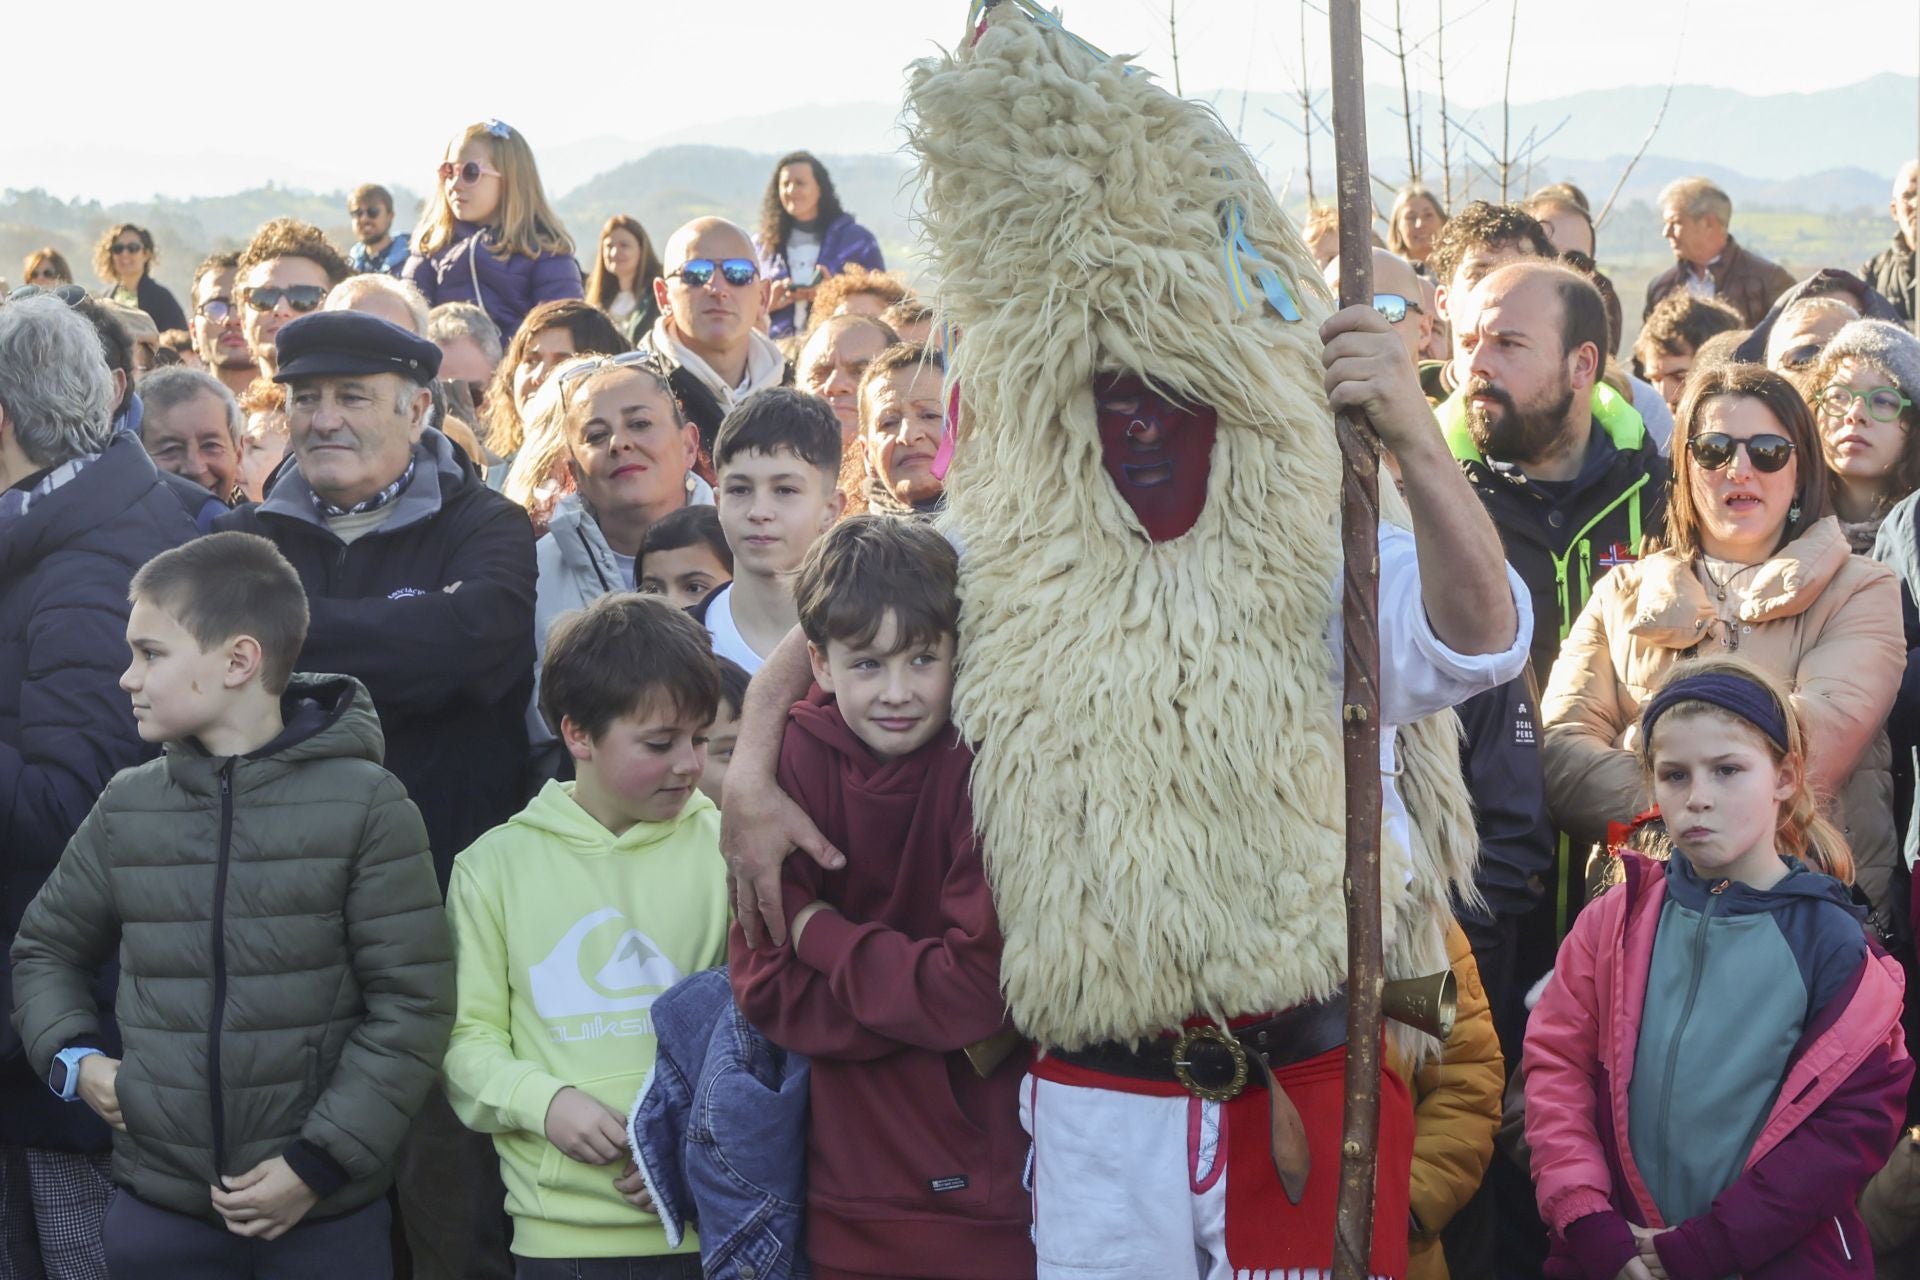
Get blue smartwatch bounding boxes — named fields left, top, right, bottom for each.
left=49, top=1047, right=102, bottom=1102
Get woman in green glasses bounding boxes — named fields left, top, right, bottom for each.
left=1542, top=362, right=1906, bottom=935
left=1800, top=319, right=1920, bottom=553
left=91, top=223, right=187, bottom=332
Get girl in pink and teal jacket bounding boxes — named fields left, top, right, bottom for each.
left=1524, top=655, right=1912, bottom=1280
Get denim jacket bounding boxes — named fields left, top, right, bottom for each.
left=629, top=968, right=810, bottom=1280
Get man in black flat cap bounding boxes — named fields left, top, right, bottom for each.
left=217, top=309, right=530, bottom=1280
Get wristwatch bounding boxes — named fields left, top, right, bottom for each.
left=49, top=1047, right=102, bottom=1102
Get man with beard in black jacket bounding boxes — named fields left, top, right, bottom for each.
left=217, top=309, right=531, bottom=1280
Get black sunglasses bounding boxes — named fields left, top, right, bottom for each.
left=1687, top=431, right=1796, bottom=473
left=668, top=258, right=758, bottom=288
left=244, top=285, right=328, bottom=313
left=1775, top=343, right=1823, bottom=371
left=110, top=241, right=146, bottom=255
left=349, top=206, right=387, bottom=219
left=1372, top=293, right=1424, bottom=323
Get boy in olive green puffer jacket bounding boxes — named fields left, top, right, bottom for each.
left=9, top=533, right=453, bottom=1279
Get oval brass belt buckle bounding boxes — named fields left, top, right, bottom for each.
left=1170, top=1024, right=1249, bottom=1102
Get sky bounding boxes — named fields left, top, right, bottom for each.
left=2, top=0, right=1916, bottom=202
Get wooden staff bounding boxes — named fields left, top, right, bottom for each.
left=1327, top=1, right=1383, bottom=1277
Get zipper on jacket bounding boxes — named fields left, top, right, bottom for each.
left=1549, top=474, right=1651, bottom=644
left=1652, top=887, right=1723, bottom=1178
left=208, top=759, right=237, bottom=1177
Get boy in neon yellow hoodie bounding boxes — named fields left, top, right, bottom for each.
left=444, top=594, right=730, bottom=1275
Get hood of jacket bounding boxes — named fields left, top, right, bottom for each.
left=161, top=674, right=384, bottom=791
left=544, top=493, right=622, bottom=582
left=256, top=426, right=471, bottom=537
left=1659, top=843, right=1864, bottom=920
left=787, top=689, right=958, bottom=800
left=507, top=777, right=717, bottom=857
left=0, top=434, right=176, bottom=577
left=642, top=315, right=787, bottom=411
left=1626, top=516, right=1853, bottom=646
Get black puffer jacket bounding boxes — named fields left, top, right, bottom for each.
left=218, top=430, right=536, bottom=888
left=0, top=434, right=195, bottom=1151
left=10, top=676, right=453, bottom=1219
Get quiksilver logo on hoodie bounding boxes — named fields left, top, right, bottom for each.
left=530, top=908, right=683, bottom=1041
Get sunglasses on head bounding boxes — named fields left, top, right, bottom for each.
left=668, top=258, right=758, bottom=288
left=1775, top=344, right=1822, bottom=371
left=1687, top=431, right=1795, bottom=473
left=110, top=241, right=145, bottom=255
left=438, top=161, right=501, bottom=186
left=244, top=285, right=327, bottom=314
left=1372, top=293, right=1424, bottom=324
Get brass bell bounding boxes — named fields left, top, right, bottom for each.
left=1381, top=970, right=1458, bottom=1041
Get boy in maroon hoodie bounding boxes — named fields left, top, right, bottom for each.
left=729, top=516, right=1033, bottom=1280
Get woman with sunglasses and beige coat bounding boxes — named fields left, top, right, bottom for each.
left=1541, top=363, right=1907, bottom=939
left=404, top=120, right=582, bottom=342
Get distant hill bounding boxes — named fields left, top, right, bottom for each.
left=555, top=145, right=919, bottom=271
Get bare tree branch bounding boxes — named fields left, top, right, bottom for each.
left=1168, top=1, right=1183, bottom=97
left=1595, top=4, right=1690, bottom=228
left=1499, top=0, right=1518, bottom=201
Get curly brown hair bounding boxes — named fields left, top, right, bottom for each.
left=802, top=265, right=912, bottom=336
left=92, top=223, right=155, bottom=284
left=1425, top=201, right=1553, bottom=290
left=235, top=218, right=350, bottom=290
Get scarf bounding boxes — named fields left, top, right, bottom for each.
left=311, top=456, right=416, bottom=518
left=0, top=452, right=102, bottom=539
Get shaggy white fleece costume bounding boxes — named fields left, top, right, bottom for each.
left=905, top=6, right=1528, bottom=1277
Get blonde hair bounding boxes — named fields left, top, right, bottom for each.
left=414, top=122, right=574, bottom=262
left=502, top=370, right=575, bottom=511
left=1636, top=654, right=1854, bottom=883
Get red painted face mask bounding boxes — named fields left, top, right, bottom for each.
left=1094, top=373, right=1218, bottom=542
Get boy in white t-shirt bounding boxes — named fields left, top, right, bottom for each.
left=690, top=387, right=844, bottom=673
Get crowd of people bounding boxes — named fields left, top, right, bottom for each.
left=1, top=90, right=1920, bottom=1280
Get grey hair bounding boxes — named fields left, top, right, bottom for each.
left=426, top=301, right=504, bottom=367
left=0, top=295, right=116, bottom=465
left=325, top=274, right=431, bottom=335
left=1659, top=177, right=1733, bottom=227
left=139, top=366, right=243, bottom=446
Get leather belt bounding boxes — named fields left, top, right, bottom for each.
left=1052, top=991, right=1350, bottom=1102
left=1051, top=991, right=1350, bottom=1206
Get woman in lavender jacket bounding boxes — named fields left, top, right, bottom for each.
left=404, top=120, right=583, bottom=342
left=756, top=150, right=885, bottom=339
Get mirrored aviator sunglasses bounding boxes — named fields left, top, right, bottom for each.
left=1372, top=293, right=1422, bottom=323
left=1687, top=431, right=1795, bottom=473
left=245, top=285, right=328, bottom=313
left=669, top=257, right=758, bottom=288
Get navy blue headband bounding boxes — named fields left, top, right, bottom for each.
left=1641, top=672, right=1790, bottom=753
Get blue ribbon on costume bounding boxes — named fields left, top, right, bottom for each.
left=1221, top=195, right=1302, bottom=323
left=965, top=0, right=1142, bottom=74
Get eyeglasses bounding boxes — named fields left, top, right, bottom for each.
left=6, top=283, right=88, bottom=305
left=667, top=258, right=758, bottom=288
left=1372, top=293, right=1424, bottom=324
left=1818, top=383, right=1913, bottom=424
left=1686, top=431, right=1796, bottom=474
left=243, top=285, right=327, bottom=313
left=438, top=161, right=501, bottom=186
left=348, top=206, right=387, bottom=219
left=110, top=241, right=145, bottom=256
left=196, top=297, right=238, bottom=322
left=29, top=266, right=62, bottom=281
